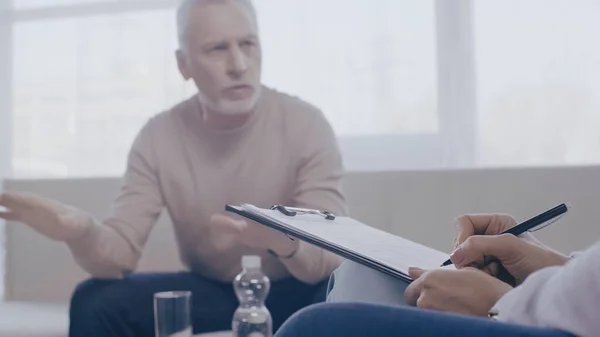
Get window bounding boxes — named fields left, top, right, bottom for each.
left=14, top=0, right=109, bottom=10
left=13, top=9, right=195, bottom=177
left=475, top=0, right=600, bottom=167
left=3, top=0, right=600, bottom=177
left=8, top=0, right=439, bottom=177
left=257, top=0, right=437, bottom=137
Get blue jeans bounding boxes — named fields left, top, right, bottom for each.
left=69, top=272, right=328, bottom=337
left=275, top=302, right=575, bottom=337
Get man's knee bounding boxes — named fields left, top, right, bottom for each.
left=326, top=260, right=409, bottom=305
left=326, top=260, right=369, bottom=301
left=69, top=278, right=121, bottom=316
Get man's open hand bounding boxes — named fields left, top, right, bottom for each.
left=0, top=192, right=90, bottom=242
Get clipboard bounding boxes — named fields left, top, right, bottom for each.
left=226, top=203, right=451, bottom=282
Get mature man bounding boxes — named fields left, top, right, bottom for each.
left=0, top=0, right=347, bottom=336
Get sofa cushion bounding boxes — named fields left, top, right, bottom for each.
left=0, top=302, right=68, bottom=337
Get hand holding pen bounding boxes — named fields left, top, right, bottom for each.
left=442, top=204, right=571, bottom=285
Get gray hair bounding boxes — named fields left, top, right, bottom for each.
left=176, top=0, right=257, bottom=52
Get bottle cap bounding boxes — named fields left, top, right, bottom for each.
left=242, top=255, right=261, bottom=269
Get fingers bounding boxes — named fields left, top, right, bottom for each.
left=453, top=214, right=517, bottom=248
left=405, top=269, right=458, bottom=307
left=451, top=234, right=521, bottom=268
left=481, top=261, right=500, bottom=277
left=0, top=211, right=19, bottom=221
left=210, top=214, right=246, bottom=233
left=404, top=276, right=424, bottom=306
left=0, top=194, right=17, bottom=220
left=464, top=260, right=500, bottom=276
left=0, top=192, right=34, bottom=213
left=404, top=267, right=428, bottom=306
left=453, top=215, right=475, bottom=249
left=0, top=193, right=20, bottom=209
left=408, top=267, right=426, bottom=280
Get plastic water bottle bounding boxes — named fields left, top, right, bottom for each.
left=232, top=255, right=273, bottom=337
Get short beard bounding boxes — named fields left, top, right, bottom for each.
left=200, top=87, right=262, bottom=115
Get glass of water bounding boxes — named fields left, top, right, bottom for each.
left=154, top=291, right=192, bottom=337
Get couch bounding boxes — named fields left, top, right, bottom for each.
left=2, top=166, right=600, bottom=336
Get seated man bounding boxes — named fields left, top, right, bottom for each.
left=0, top=0, right=347, bottom=336
left=276, top=213, right=597, bottom=337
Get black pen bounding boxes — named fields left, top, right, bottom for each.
left=441, top=203, right=570, bottom=267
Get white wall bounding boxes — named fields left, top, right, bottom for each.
left=344, top=166, right=600, bottom=254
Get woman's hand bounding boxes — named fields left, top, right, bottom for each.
left=451, top=233, right=569, bottom=284
left=452, top=213, right=568, bottom=283
left=404, top=267, right=512, bottom=317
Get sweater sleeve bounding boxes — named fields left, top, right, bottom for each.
left=491, top=240, right=600, bottom=337
left=277, top=109, right=348, bottom=284
left=66, top=119, right=164, bottom=278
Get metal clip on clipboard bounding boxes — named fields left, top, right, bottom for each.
left=270, top=205, right=336, bottom=220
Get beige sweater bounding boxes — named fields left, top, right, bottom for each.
left=67, top=87, right=348, bottom=284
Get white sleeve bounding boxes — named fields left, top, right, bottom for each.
left=491, top=240, right=600, bottom=337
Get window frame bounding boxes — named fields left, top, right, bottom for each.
left=1, top=0, right=12, bottom=179
left=0, top=0, right=11, bottom=303
left=339, top=0, right=477, bottom=171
